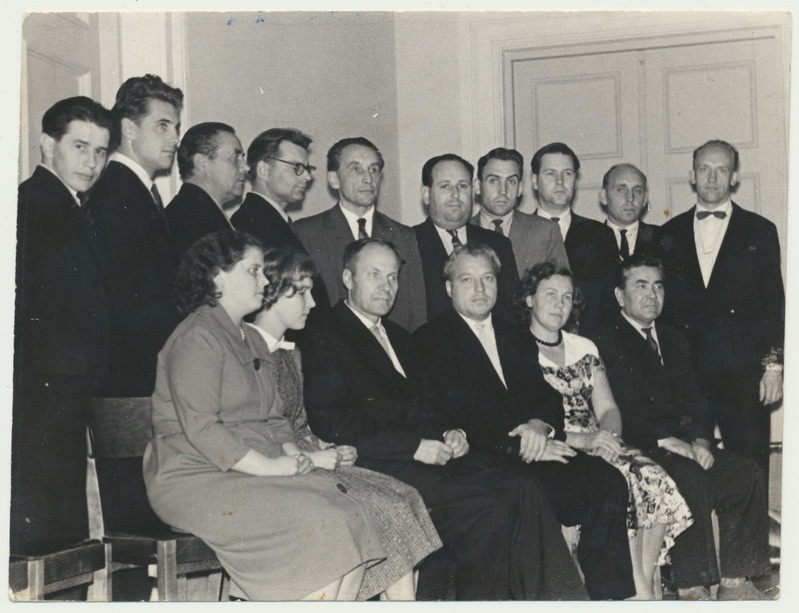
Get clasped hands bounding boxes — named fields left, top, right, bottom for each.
left=658, top=436, right=715, bottom=470
left=509, top=420, right=576, bottom=464
left=414, top=429, right=470, bottom=465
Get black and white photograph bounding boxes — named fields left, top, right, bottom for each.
left=1, top=0, right=795, bottom=607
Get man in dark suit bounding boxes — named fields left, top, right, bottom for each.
left=166, top=122, right=245, bottom=261
left=294, top=137, right=426, bottom=331
left=470, top=147, right=568, bottom=277
left=600, top=163, right=668, bottom=261
left=660, top=140, right=784, bottom=477
left=413, top=153, right=518, bottom=323
left=592, top=254, right=770, bottom=600
left=414, top=243, right=635, bottom=600
left=530, top=142, right=618, bottom=335
left=88, top=74, right=184, bottom=398
left=13, top=96, right=112, bottom=555
left=301, top=238, right=586, bottom=600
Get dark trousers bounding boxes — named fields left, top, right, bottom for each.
left=649, top=448, right=771, bottom=588
left=10, top=374, right=93, bottom=552
left=525, top=451, right=636, bottom=600
left=363, top=451, right=587, bottom=600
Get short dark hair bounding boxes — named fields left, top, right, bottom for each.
left=247, top=128, right=312, bottom=182
left=342, top=237, right=403, bottom=274
left=602, top=163, right=648, bottom=190
left=530, top=142, right=580, bottom=176
left=692, top=139, right=739, bottom=172
left=476, top=147, right=523, bottom=181
left=327, top=137, right=384, bottom=173
left=442, top=243, right=501, bottom=282
left=177, top=122, right=236, bottom=180
left=111, top=74, right=184, bottom=149
left=174, top=230, right=263, bottom=314
left=422, top=153, right=474, bottom=187
left=41, top=96, right=113, bottom=142
left=614, top=253, right=665, bottom=290
left=261, top=246, right=318, bottom=309
left=516, top=261, right=583, bottom=330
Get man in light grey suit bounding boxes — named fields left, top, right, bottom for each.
left=294, top=137, right=427, bottom=331
left=471, top=147, right=568, bottom=277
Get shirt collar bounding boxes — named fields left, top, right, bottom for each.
left=479, top=210, right=513, bottom=231
left=536, top=208, right=571, bottom=223
left=620, top=309, right=657, bottom=339
left=38, top=163, right=80, bottom=205
left=433, top=221, right=467, bottom=247
left=607, top=219, right=639, bottom=234
left=245, top=323, right=295, bottom=353
left=251, top=190, right=290, bottom=223
left=110, top=152, right=154, bottom=188
left=696, top=198, right=732, bottom=216
left=458, top=311, right=493, bottom=332
left=339, top=202, right=375, bottom=237
left=345, top=300, right=382, bottom=330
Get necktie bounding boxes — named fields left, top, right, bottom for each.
left=696, top=210, right=727, bottom=220
left=474, top=323, right=507, bottom=387
left=357, top=217, right=369, bottom=239
left=619, top=229, right=630, bottom=260
left=150, top=183, right=165, bottom=212
left=287, top=215, right=293, bottom=225
left=642, top=327, right=660, bottom=357
left=370, top=324, right=405, bottom=376
left=448, top=229, right=462, bottom=248
left=550, top=216, right=560, bottom=223
left=492, top=219, right=504, bottom=234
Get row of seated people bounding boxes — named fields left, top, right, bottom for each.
left=14, top=73, right=782, bottom=600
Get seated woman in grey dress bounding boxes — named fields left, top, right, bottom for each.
left=518, top=262, right=693, bottom=600
left=247, top=246, right=442, bottom=600
left=143, top=230, right=434, bottom=601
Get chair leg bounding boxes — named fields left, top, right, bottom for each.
left=156, top=540, right=179, bottom=601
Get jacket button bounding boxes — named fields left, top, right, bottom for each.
left=337, top=483, right=347, bottom=494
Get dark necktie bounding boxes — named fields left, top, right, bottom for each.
left=150, top=183, right=170, bottom=237
left=619, top=229, right=630, bottom=260
left=642, top=327, right=660, bottom=357
left=448, top=229, right=462, bottom=248
left=550, top=216, right=560, bottom=223
left=357, top=217, right=369, bottom=239
left=492, top=219, right=504, bottom=234
left=696, top=210, right=727, bottom=220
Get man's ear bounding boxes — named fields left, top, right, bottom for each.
left=255, top=159, right=270, bottom=181
left=422, top=185, right=430, bottom=206
left=614, top=287, right=625, bottom=308
left=328, top=170, right=340, bottom=191
left=40, top=133, right=55, bottom=163
left=689, top=169, right=697, bottom=187
left=445, top=280, right=452, bottom=298
left=730, top=171, right=739, bottom=188
left=342, top=268, right=353, bottom=291
left=473, top=178, right=481, bottom=196
left=531, top=174, right=539, bottom=192
left=120, top=117, right=137, bottom=143
left=599, top=189, right=608, bottom=206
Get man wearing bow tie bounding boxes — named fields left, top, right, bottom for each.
left=660, top=140, right=784, bottom=479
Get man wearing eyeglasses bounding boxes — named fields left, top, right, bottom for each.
left=294, top=137, right=426, bottom=331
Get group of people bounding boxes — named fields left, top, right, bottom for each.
left=13, top=72, right=783, bottom=601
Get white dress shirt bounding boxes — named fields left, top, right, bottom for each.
left=344, top=302, right=406, bottom=377
left=339, top=203, right=375, bottom=239
left=693, top=199, right=732, bottom=287
left=621, top=310, right=663, bottom=364
left=110, top=151, right=155, bottom=192
left=536, top=208, right=572, bottom=240
left=434, top=223, right=467, bottom=255
left=607, top=219, right=639, bottom=254
left=459, top=313, right=507, bottom=387
left=477, top=210, right=513, bottom=237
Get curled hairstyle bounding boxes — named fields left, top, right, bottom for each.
left=111, top=74, right=183, bottom=150
left=442, top=243, right=501, bottom=282
left=422, top=153, right=474, bottom=187
left=476, top=147, right=524, bottom=181
left=614, top=253, right=665, bottom=290
left=342, top=237, right=403, bottom=274
left=177, top=122, right=236, bottom=179
left=327, top=137, right=384, bottom=172
left=530, top=142, right=580, bottom=176
left=261, top=246, right=317, bottom=309
left=692, top=139, right=739, bottom=172
left=41, top=96, right=113, bottom=142
left=516, top=261, right=584, bottom=330
left=174, top=230, right=263, bottom=314
left=247, top=128, right=312, bottom=182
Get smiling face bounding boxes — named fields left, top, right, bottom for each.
left=42, top=119, right=110, bottom=193
left=424, top=159, right=473, bottom=231
left=615, top=265, right=664, bottom=327
left=122, top=98, right=181, bottom=178
left=200, top=131, right=248, bottom=205
left=342, top=243, right=400, bottom=323
left=532, top=153, right=576, bottom=214
left=477, top=158, right=522, bottom=218
left=526, top=274, right=574, bottom=335
left=214, top=246, right=268, bottom=321
left=601, top=165, right=648, bottom=227
left=446, top=253, right=498, bottom=322
left=690, top=144, right=738, bottom=208
left=329, top=144, right=382, bottom=213
left=258, top=140, right=312, bottom=208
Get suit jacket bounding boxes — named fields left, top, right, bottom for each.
left=15, top=166, right=108, bottom=378
left=660, top=203, right=784, bottom=377
left=87, top=160, right=182, bottom=397
left=471, top=209, right=569, bottom=277
left=294, top=205, right=427, bottom=331
left=301, top=301, right=449, bottom=463
left=413, top=217, right=519, bottom=323
left=606, top=220, right=671, bottom=261
left=413, top=308, right=565, bottom=455
left=165, top=182, right=232, bottom=262
left=591, top=312, right=712, bottom=453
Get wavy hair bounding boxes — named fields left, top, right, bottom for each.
left=261, top=246, right=318, bottom=309
left=515, top=261, right=584, bottom=332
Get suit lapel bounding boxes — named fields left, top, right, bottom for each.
left=446, top=310, right=508, bottom=393
left=327, top=204, right=357, bottom=243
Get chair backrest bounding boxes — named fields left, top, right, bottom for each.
left=89, top=398, right=171, bottom=536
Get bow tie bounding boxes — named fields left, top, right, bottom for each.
left=696, top=210, right=727, bottom=220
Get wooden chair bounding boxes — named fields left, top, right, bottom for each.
left=88, top=397, right=227, bottom=601
left=9, top=540, right=109, bottom=601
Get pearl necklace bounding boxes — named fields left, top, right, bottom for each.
left=531, top=329, right=563, bottom=347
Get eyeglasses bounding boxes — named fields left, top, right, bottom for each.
left=267, top=156, right=316, bottom=176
